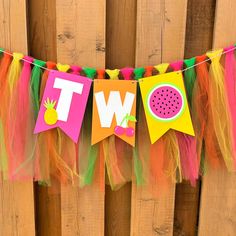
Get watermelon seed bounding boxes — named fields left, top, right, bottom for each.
left=170, top=96, right=172, bottom=98
left=164, top=113, right=165, bottom=115
left=170, top=91, right=172, bottom=93
left=160, top=106, right=162, bottom=108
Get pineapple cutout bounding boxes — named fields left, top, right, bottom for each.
left=44, top=98, right=58, bottom=125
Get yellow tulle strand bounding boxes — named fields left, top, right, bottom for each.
left=156, top=62, right=182, bottom=183
left=154, top=63, right=169, bottom=74
left=8, top=53, right=23, bottom=92
left=105, top=69, right=120, bottom=80
left=163, top=131, right=182, bottom=182
left=206, top=49, right=235, bottom=171
left=56, top=63, right=70, bottom=72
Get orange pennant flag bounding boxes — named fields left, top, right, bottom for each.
left=92, top=80, right=137, bottom=146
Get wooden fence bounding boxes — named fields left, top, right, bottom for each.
left=0, top=0, right=236, bottom=235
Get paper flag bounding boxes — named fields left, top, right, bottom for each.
left=92, top=79, right=137, bottom=146
left=34, top=70, right=92, bottom=142
left=139, top=71, right=194, bottom=144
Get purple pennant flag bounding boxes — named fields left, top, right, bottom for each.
left=34, top=70, right=92, bottom=142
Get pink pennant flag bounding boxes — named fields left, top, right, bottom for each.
left=34, top=70, right=92, bottom=142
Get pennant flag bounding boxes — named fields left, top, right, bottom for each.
left=34, top=70, right=92, bottom=142
left=139, top=71, right=194, bottom=144
left=92, top=79, right=137, bottom=146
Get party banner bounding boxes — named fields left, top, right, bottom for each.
left=92, top=80, right=137, bottom=146
left=34, top=70, right=92, bottom=142
left=139, top=71, right=194, bottom=144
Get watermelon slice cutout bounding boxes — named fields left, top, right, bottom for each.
left=148, top=84, right=184, bottom=121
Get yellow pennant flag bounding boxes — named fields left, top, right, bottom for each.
left=139, top=71, right=194, bottom=144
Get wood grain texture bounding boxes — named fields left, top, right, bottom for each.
left=56, top=0, right=105, bottom=235
left=56, top=0, right=105, bottom=68
left=106, top=0, right=136, bottom=69
left=28, top=1, right=61, bottom=235
left=198, top=0, right=236, bottom=235
left=184, top=0, right=216, bottom=58
left=131, top=1, right=187, bottom=235
left=0, top=1, right=35, bottom=235
left=29, top=0, right=57, bottom=61
left=105, top=1, right=136, bottom=235
left=174, top=1, right=215, bottom=236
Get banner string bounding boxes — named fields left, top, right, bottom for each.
left=0, top=46, right=235, bottom=77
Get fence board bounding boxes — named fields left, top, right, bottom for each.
left=131, top=1, right=187, bottom=235
left=0, top=1, right=35, bottom=235
left=28, top=1, right=60, bottom=235
left=105, top=1, right=136, bottom=236
left=56, top=0, right=105, bottom=235
left=173, top=1, right=216, bottom=235
left=198, top=0, right=236, bottom=235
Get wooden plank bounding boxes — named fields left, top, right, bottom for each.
left=105, top=1, right=136, bottom=235
left=198, top=0, right=236, bottom=235
left=56, top=1, right=105, bottom=235
left=28, top=1, right=60, bottom=235
left=173, top=1, right=215, bottom=236
left=0, top=1, right=35, bottom=235
left=131, top=1, right=187, bottom=235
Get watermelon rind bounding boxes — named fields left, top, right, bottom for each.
left=147, top=83, right=185, bottom=122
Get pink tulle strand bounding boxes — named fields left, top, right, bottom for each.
left=8, top=56, right=37, bottom=180
left=224, top=46, right=236, bottom=167
left=120, top=67, right=134, bottom=80
left=171, top=60, right=198, bottom=185
left=170, top=61, right=183, bottom=71
left=175, top=133, right=198, bottom=185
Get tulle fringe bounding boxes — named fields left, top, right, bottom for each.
left=0, top=46, right=235, bottom=191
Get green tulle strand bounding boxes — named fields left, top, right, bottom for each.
left=30, top=59, right=46, bottom=119
left=133, top=69, right=145, bottom=185
left=83, top=67, right=96, bottom=79
left=134, top=67, right=145, bottom=80
left=79, top=69, right=98, bottom=186
left=133, top=147, right=144, bottom=185
left=184, top=57, right=196, bottom=106
left=0, top=120, right=8, bottom=179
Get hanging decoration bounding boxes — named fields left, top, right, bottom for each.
left=92, top=79, right=137, bottom=146
left=34, top=70, right=92, bottom=142
left=0, top=44, right=235, bottom=193
left=139, top=71, right=194, bottom=144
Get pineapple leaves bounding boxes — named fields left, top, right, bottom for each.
left=44, top=97, right=57, bottom=109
